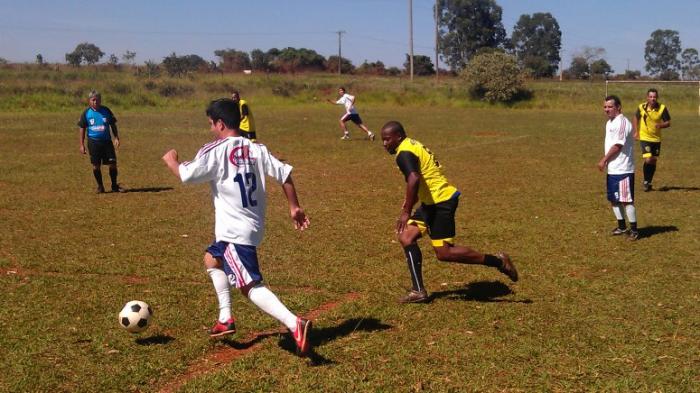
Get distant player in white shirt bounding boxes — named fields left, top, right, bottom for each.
left=162, top=98, right=313, bottom=356
left=327, top=86, right=375, bottom=141
left=597, top=95, right=639, bottom=241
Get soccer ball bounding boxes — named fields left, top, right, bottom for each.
left=118, top=300, right=153, bottom=333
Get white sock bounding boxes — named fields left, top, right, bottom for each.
left=247, top=285, right=297, bottom=331
left=611, top=204, right=624, bottom=220
left=207, top=268, right=232, bottom=322
left=625, top=204, right=637, bottom=224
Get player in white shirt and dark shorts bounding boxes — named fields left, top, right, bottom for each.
left=162, top=98, right=313, bottom=356
left=597, top=95, right=639, bottom=241
left=327, top=87, right=375, bottom=141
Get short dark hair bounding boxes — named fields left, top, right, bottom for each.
left=647, top=88, right=659, bottom=96
left=605, top=95, right=622, bottom=108
left=339, top=86, right=346, bottom=92
left=382, top=120, right=406, bottom=137
left=206, top=98, right=240, bottom=130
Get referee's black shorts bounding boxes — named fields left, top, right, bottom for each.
left=87, top=138, right=117, bottom=165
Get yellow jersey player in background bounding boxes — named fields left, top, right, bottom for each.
left=380, top=121, right=518, bottom=303
left=632, top=88, right=671, bottom=191
left=232, top=90, right=257, bottom=141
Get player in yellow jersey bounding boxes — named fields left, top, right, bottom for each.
left=380, top=121, right=518, bottom=303
left=232, top=90, right=257, bottom=141
left=632, top=88, right=671, bottom=191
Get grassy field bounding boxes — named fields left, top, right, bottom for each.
left=1, top=76, right=699, bottom=392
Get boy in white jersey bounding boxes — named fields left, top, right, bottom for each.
left=162, top=98, right=313, bottom=356
left=327, top=87, right=375, bottom=141
left=597, top=95, right=639, bottom=241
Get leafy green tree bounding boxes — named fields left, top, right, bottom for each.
left=622, top=69, right=642, bottom=80
left=144, top=60, right=160, bottom=78
left=326, top=55, right=354, bottom=74
left=35, top=54, right=44, bottom=65
left=0, top=57, right=8, bottom=65
left=510, top=12, right=561, bottom=78
left=356, top=60, right=386, bottom=75
left=462, top=51, right=524, bottom=102
left=250, top=49, right=270, bottom=72
left=161, top=52, right=206, bottom=77
left=404, top=54, right=435, bottom=76
left=644, top=29, right=681, bottom=78
left=590, top=59, right=613, bottom=78
left=681, top=48, right=700, bottom=80
left=214, top=49, right=251, bottom=72
left=65, top=42, right=104, bottom=66
left=567, top=56, right=590, bottom=79
left=437, top=0, right=507, bottom=71
left=273, top=47, right=326, bottom=73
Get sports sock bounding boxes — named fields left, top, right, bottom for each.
left=612, top=204, right=625, bottom=229
left=247, top=285, right=297, bottom=331
left=92, top=168, right=104, bottom=188
left=207, top=268, right=232, bottom=323
left=625, top=204, right=637, bottom=231
left=109, top=167, right=118, bottom=188
left=484, top=254, right=502, bottom=267
left=643, top=162, right=656, bottom=184
left=403, top=244, right=424, bottom=292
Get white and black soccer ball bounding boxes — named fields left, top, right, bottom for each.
left=118, top=300, right=153, bottom=333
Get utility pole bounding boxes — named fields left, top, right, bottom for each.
left=336, top=30, right=346, bottom=75
left=434, top=0, right=439, bottom=82
left=408, top=0, right=414, bottom=81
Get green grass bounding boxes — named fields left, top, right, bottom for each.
left=1, top=80, right=699, bottom=392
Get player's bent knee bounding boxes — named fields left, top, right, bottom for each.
left=240, top=281, right=262, bottom=298
left=203, top=252, right=221, bottom=269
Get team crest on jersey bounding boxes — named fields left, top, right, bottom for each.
left=89, top=118, right=95, bottom=125
left=229, top=145, right=256, bottom=166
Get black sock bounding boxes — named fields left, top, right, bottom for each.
left=109, top=167, right=118, bottom=188
left=403, top=244, right=424, bottom=292
left=643, top=163, right=656, bottom=183
left=617, top=219, right=626, bottom=230
left=484, top=254, right=502, bottom=267
left=630, top=222, right=637, bottom=231
left=93, top=169, right=104, bottom=189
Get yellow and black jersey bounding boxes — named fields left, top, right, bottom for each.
left=635, top=102, right=670, bottom=142
left=238, top=99, right=255, bottom=133
left=395, top=138, right=458, bottom=205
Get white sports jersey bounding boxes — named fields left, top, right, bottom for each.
left=604, top=113, right=634, bottom=175
left=179, top=137, right=292, bottom=246
left=335, top=93, right=357, bottom=114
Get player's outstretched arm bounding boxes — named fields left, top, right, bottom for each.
left=162, top=149, right=181, bottom=178
left=79, top=127, right=87, bottom=154
left=281, top=175, right=310, bottom=231
left=397, top=172, right=420, bottom=234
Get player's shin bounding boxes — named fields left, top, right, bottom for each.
left=625, top=204, right=637, bottom=231
left=247, top=284, right=297, bottom=331
left=612, top=204, right=626, bottom=230
left=207, top=268, right=232, bottom=322
left=404, top=244, right=424, bottom=292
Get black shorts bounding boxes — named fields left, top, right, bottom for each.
left=87, top=139, right=117, bottom=165
left=409, top=196, right=459, bottom=246
left=341, top=113, right=363, bottom=125
left=640, top=141, right=661, bottom=158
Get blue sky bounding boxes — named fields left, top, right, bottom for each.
left=1, top=0, right=698, bottom=74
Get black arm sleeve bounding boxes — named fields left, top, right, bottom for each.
left=661, top=107, right=671, bottom=121
left=77, top=109, right=88, bottom=127
left=396, top=151, right=420, bottom=181
left=104, top=106, right=117, bottom=124
left=241, top=103, right=249, bottom=117
left=634, top=107, right=641, bottom=120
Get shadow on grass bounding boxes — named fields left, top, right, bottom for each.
left=124, top=187, right=174, bottom=193
left=656, top=186, right=699, bottom=192
left=277, top=317, right=393, bottom=366
left=430, top=281, right=532, bottom=304
left=638, top=225, right=678, bottom=239
left=136, top=334, right=175, bottom=345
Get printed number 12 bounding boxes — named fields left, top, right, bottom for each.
left=233, top=172, right=257, bottom=207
